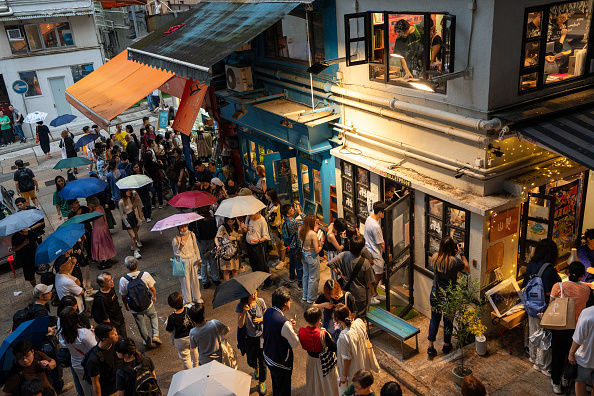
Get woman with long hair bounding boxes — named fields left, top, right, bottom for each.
left=87, top=197, right=117, bottom=268
left=249, top=164, right=267, bottom=197
left=299, top=214, right=322, bottom=304
left=172, top=223, right=202, bottom=304
left=215, top=217, right=240, bottom=281
left=236, top=290, right=267, bottom=394
left=57, top=295, right=91, bottom=329
left=313, top=279, right=357, bottom=341
left=53, top=176, right=69, bottom=221
left=132, top=161, right=152, bottom=223
left=58, top=306, right=96, bottom=396
left=427, top=236, right=469, bottom=357
left=524, top=238, right=561, bottom=377
left=118, top=188, right=144, bottom=259
left=265, top=188, right=285, bottom=269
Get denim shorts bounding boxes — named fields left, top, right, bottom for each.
left=577, top=364, right=594, bottom=383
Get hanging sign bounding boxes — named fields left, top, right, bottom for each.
left=158, top=111, right=168, bottom=129
left=490, top=207, right=519, bottom=242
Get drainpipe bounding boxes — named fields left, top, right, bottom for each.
left=0, top=6, right=13, bottom=16
left=254, top=66, right=503, bottom=133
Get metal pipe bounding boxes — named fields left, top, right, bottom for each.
left=254, top=66, right=503, bottom=134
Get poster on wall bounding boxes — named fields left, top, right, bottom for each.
left=549, top=179, right=580, bottom=246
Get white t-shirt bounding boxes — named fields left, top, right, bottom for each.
left=246, top=216, right=270, bottom=245
left=119, top=270, right=155, bottom=313
left=573, top=306, right=594, bottom=368
left=364, top=216, right=384, bottom=264
left=58, top=328, right=97, bottom=370
left=55, top=273, right=84, bottom=313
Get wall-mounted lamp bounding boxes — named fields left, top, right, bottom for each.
left=232, top=103, right=247, bottom=121
left=307, top=57, right=347, bottom=75
left=409, top=68, right=473, bottom=92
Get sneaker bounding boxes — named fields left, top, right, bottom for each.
left=442, top=344, right=453, bottom=354
left=196, top=298, right=204, bottom=304
left=534, top=364, right=551, bottom=377
left=297, top=284, right=303, bottom=290
left=152, top=205, right=157, bottom=209
left=552, top=380, right=562, bottom=394
left=152, top=336, right=162, bottom=345
left=258, top=382, right=266, bottom=395
left=136, top=240, right=142, bottom=248
left=159, top=205, right=163, bottom=209
left=307, top=300, right=315, bottom=304
left=302, top=297, right=307, bottom=302
left=146, top=218, right=152, bottom=223
left=375, top=294, right=386, bottom=301
left=561, top=378, right=569, bottom=388
left=427, top=346, right=437, bottom=356
left=134, top=250, right=142, bottom=259
left=540, top=369, right=551, bottom=377
left=143, top=340, right=153, bottom=348
left=529, top=357, right=535, bottom=364
left=370, top=296, right=381, bottom=305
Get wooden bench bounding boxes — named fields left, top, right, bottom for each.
left=366, top=308, right=420, bottom=360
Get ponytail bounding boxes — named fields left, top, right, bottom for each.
left=334, top=303, right=352, bottom=327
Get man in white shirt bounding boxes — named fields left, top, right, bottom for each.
left=119, top=256, right=161, bottom=348
left=569, top=305, right=594, bottom=396
left=364, top=201, right=388, bottom=305
left=55, top=255, right=85, bottom=313
left=241, top=212, right=272, bottom=289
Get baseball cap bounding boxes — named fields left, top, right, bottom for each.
left=238, top=188, right=253, bottom=196
left=33, top=284, right=53, bottom=298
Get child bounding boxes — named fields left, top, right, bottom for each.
left=165, top=292, right=199, bottom=369
left=343, top=370, right=376, bottom=396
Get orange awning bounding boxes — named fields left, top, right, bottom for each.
left=65, top=49, right=174, bottom=129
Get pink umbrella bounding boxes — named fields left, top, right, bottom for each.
left=150, top=213, right=204, bottom=233
left=168, top=191, right=217, bottom=208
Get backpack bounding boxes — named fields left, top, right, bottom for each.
left=82, top=345, right=103, bottom=384
left=16, top=168, right=34, bottom=192
left=523, top=262, right=553, bottom=318
left=119, top=356, right=161, bottom=396
left=124, top=272, right=152, bottom=312
left=12, top=303, right=34, bottom=331
left=281, top=220, right=294, bottom=246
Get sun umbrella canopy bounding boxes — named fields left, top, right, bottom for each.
left=35, top=224, right=85, bottom=265
left=58, top=212, right=103, bottom=228
left=168, top=191, right=217, bottom=208
left=54, top=157, right=94, bottom=170
left=0, top=209, right=45, bottom=236
left=0, top=316, right=50, bottom=386
left=212, top=271, right=271, bottom=309
left=167, top=360, right=251, bottom=396
left=116, top=174, right=153, bottom=189
left=151, top=213, right=203, bottom=232
left=75, top=133, right=101, bottom=149
left=214, top=196, right=265, bottom=218
left=58, top=178, right=108, bottom=199
left=23, top=111, right=47, bottom=124
left=49, top=114, right=77, bottom=127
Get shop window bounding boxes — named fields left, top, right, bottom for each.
left=7, top=22, right=74, bottom=54
left=264, top=9, right=325, bottom=64
left=71, top=63, right=94, bottom=84
left=345, top=12, right=456, bottom=92
left=18, top=71, right=42, bottom=97
left=425, top=196, right=470, bottom=272
left=520, top=2, right=593, bottom=92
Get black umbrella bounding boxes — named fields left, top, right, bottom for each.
left=212, top=271, right=271, bottom=309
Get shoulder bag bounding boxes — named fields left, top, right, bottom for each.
left=215, top=322, right=238, bottom=369
left=541, top=282, right=576, bottom=330
left=172, top=238, right=188, bottom=277
left=364, top=328, right=380, bottom=373
left=338, top=256, right=366, bottom=291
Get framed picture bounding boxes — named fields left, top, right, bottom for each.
left=344, top=194, right=354, bottom=210
left=357, top=168, right=370, bottom=188
left=343, top=178, right=354, bottom=195
left=486, top=277, right=522, bottom=317
left=342, top=162, right=353, bottom=178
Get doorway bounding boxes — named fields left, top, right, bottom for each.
left=48, top=77, right=71, bottom=115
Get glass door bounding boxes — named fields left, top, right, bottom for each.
left=383, top=190, right=414, bottom=316
left=518, top=193, right=555, bottom=279
left=263, top=149, right=297, bottom=205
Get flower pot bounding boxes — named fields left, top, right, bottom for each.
left=452, top=366, right=473, bottom=387
left=475, top=334, right=487, bottom=356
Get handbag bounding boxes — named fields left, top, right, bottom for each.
left=215, top=233, right=238, bottom=261
left=319, top=330, right=337, bottom=377
left=365, top=335, right=380, bottom=373
left=215, top=322, right=238, bottom=369
left=541, top=282, right=577, bottom=330
left=126, top=211, right=138, bottom=228
left=171, top=256, right=187, bottom=277
left=564, top=363, right=578, bottom=380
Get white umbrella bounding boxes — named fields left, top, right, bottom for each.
left=23, top=111, right=48, bottom=124
left=214, top=195, right=265, bottom=218
left=167, top=360, right=251, bottom=396
left=116, top=174, right=153, bottom=189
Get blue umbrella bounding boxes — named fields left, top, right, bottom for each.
left=58, top=178, right=108, bottom=199
left=0, top=209, right=45, bottom=236
left=35, top=224, right=85, bottom=265
left=49, top=114, right=77, bottom=127
left=0, top=316, right=50, bottom=386
left=74, top=133, right=101, bottom=149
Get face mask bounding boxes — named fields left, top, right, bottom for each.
left=179, top=231, right=188, bottom=235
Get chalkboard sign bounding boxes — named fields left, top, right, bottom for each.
left=158, top=111, right=168, bottom=129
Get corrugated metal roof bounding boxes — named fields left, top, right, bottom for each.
left=128, top=0, right=312, bottom=81
left=0, top=9, right=93, bottom=21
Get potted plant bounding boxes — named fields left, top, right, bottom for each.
left=434, top=274, right=488, bottom=386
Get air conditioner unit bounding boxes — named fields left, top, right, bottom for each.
left=226, top=65, right=254, bottom=93
left=7, top=29, right=23, bottom=41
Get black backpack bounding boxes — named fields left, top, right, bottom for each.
left=82, top=345, right=103, bottom=384
left=17, top=168, right=35, bottom=192
left=119, top=356, right=161, bottom=396
left=124, top=272, right=152, bottom=312
left=12, top=303, right=34, bottom=331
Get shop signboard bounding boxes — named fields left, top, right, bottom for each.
left=158, top=111, right=168, bottom=129
left=490, top=207, right=519, bottom=242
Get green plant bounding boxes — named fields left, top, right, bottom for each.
left=434, top=274, right=488, bottom=375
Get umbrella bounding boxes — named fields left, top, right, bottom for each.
left=74, top=133, right=101, bottom=149
left=49, top=114, right=77, bottom=127
left=116, top=175, right=153, bottom=189
left=35, top=224, right=85, bottom=265
left=58, top=212, right=103, bottom=228
left=169, top=191, right=217, bottom=208
left=214, top=196, right=265, bottom=218
left=0, top=316, right=50, bottom=386
left=54, top=157, right=93, bottom=170
left=0, top=209, right=45, bottom=236
left=212, top=271, right=271, bottom=309
left=151, top=213, right=203, bottom=233
left=22, top=111, right=47, bottom=124
left=58, top=178, right=108, bottom=199
left=167, top=360, right=251, bottom=396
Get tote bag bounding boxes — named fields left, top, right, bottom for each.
left=541, top=282, right=576, bottom=330
left=171, top=256, right=187, bottom=277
